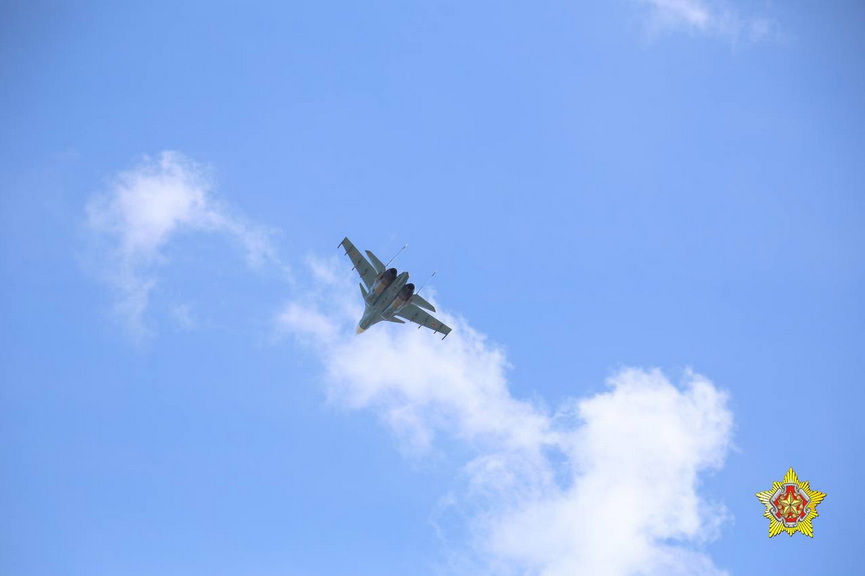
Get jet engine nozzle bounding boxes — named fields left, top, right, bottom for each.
left=369, top=267, right=398, bottom=299
left=389, top=283, right=415, bottom=314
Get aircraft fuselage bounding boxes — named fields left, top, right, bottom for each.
left=357, top=271, right=410, bottom=332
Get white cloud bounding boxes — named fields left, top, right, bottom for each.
left=86, top=151, right=280, bottom=338
left=170, top=303, right=198, bottom=331
left=278, top=302, right=339, bottom=345
left=644, top=0, right=712, bottom=30
left=278, top=257, right=734, bottom=575
left=638, top=0, right=777, bottom=43
left=480, top=369, right=732, bottom=576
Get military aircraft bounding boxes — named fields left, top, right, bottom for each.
left=338, top=237, right=452, bottom=339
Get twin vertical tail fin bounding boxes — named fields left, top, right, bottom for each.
left=365, top=244, right=408, bottom=274
left=411, top=293, right=436, bottom=312
left=365, top=250, right=385, bottom=274
left=412, top=271, right=437, bottom=312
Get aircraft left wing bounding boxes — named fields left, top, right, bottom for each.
left=339, top=237, right=376, bottom=290
left=396, top=303, right=452, bottom=339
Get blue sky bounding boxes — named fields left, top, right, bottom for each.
left=1, top=1, right=863, bottom=574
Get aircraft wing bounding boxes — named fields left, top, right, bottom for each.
left=339, top=237, right=377, bottom=290
left=396, top=303, right=452, bottom=338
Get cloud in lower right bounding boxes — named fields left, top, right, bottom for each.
left=279, top=258, right=734, bottom=576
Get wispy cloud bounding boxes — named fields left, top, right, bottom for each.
left=279, top=257, right=734, bottom=575
left=170, top=302, right=198, bottom=332
left=86, top=151, right=280, bottom=339
left=638, top=0, right=778, bottom=43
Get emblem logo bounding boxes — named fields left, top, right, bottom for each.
left=756, top=467, right=825, bottom=537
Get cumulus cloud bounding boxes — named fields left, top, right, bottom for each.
left=278, top=257, right=734, bottom=575
left=86, top=151, right=280, bottom=338
left=638, top=0, right=777, bottom=43
left=481, top=369, right=732, bottom=576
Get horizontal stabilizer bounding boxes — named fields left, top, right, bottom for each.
left=365, top=250, right=385, bottom=274
left=412, top=294, right=436, bottom=312
left=359, top=283, right=369, bottom=299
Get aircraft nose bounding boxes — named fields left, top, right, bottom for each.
left=355, top=325, right=366, bottom=335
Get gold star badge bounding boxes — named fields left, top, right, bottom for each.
left=756, top=467, right=825, bottom=537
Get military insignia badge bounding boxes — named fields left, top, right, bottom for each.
left=756, top=467, right=826, bottom=537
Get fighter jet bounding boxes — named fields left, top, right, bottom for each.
left=339, top=237, right=452, bottom=339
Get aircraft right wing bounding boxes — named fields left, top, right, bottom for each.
left=339, top=237, right=377, bottom=290
left=396, top=303, right=452, bottom=339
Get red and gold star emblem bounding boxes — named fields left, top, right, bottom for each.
left=756, top=467, right=825, bottom=537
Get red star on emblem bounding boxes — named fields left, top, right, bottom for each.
left=772, top=484, right=810, bottom=524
